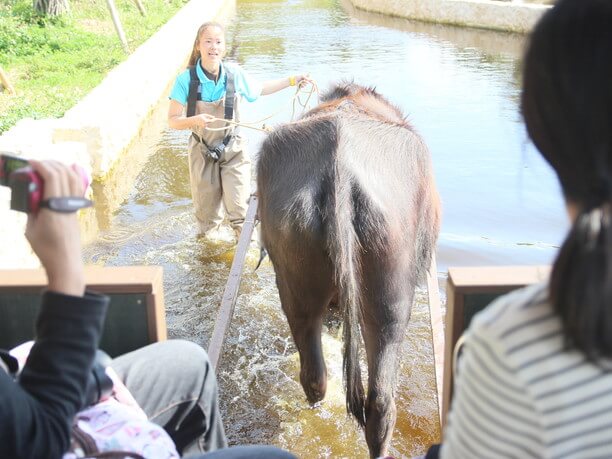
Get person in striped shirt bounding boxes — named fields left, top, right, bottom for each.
left=428, top=1, right=612, bottom=458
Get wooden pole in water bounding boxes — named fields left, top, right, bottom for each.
left=208, top=194, right=259, bottom=370
left=106, top=0, right=130, bottom=54
left=0, top=66, right=16, bottom=95
left=426, top=254, right=444, bottom=429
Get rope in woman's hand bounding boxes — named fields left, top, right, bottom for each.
left=291, top=79, right=319, bottom=121
left=203, top=80, right=320, bottom=134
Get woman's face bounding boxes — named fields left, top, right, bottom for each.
left=198, top=26, right=226, bottom=73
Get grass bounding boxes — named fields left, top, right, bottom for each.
left=0, top=0, right=189, bottom=134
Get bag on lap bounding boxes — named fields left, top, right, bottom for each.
left=64, top=398, right=179, bottom=459
left=3, top=341, right=179, bottom=459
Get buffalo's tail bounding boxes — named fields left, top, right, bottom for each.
left=327, top=159, right=366, bottom=427
left=254, top=246, right=267, bottom=271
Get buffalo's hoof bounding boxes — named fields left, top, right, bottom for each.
left=305, top=386, right=325, bottom=404
left=301, top=376, right=326, bottom=404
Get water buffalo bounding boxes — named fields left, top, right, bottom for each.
left=256, top=82, right=441, bottom=457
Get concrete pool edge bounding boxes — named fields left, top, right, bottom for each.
left=348, top=0, right=551, bottom=34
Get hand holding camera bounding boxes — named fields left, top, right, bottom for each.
left=1, top=156, right=93, bottom=296
left=0, top=153, right=91, bottom=213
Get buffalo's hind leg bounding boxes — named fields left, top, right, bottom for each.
left=274, top=268, right=334, bottom=405
left=361, top=263, right=415, bottom=457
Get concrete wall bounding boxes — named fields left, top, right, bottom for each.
left=349, top=0, right=551, bottom=34
left=0, top=0, right=235, bottom=269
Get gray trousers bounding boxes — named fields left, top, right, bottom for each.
left=111, top=340, right=295, bottom=459
left=188, top=136, right=251, bottom=237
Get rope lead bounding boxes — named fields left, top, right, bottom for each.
left=203, top=81, right=320, bottom=134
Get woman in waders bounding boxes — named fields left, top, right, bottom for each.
left=168, top=21, right=312, bottom=240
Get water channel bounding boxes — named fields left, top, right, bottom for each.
left=83, top=0, right=568, bottom=457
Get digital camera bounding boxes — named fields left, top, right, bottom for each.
left=207, top=142, right=225, bottom=161
left=0, top=153, right=91, bottom=213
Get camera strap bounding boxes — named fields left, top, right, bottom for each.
left=39, top=197, right=93, bottom=213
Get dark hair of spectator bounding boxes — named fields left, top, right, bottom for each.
left=521, top=0, right=612, bottom=361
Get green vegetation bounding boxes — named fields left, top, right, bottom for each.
left=0, top=0, right=188, bottom=134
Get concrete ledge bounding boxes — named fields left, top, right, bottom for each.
left=0, top=0, right=235, bottom=268
left=349, top=0, right=551, bottom=34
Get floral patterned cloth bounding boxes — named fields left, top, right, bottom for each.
left=63, top=398, right=179, bottom=459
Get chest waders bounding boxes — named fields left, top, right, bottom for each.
left=186, top=65, right=251, bottom=238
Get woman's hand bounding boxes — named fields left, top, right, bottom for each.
left=194, top=113, right=216, bottom=127
left=295, top=74, right=315, bottom=87
left=25, top=160, right=86, bottom=297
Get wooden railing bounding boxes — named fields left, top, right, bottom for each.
left=207, top=194, right=259, bottom=370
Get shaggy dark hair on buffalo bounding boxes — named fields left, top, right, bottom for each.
left=320, top=80, right=364, bottom=102
left=317, top=80, right=407, bottom=126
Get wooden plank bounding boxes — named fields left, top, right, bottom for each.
left=440, top=265, right=550, bottom=427
left=426, top=255, right=444, bottom=430
left=0, top=266, right=167, bottom=354
left=447, top=265, right=550, bottom=289
left=145, top=268, right=167, bottom=342
left=441, top=278, right=462, bottom=429
left=208, top=195, right=259, bottom=370
left=0, top=266, right=163, bottom=293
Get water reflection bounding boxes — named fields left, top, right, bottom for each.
left=84, top=0, right=568, bottom=457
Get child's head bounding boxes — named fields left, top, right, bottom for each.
left=521, top=0, right=612, bottom=360
left=521, top=0, right=612, bottom=209
left=188, top=22, right=226, bottom=67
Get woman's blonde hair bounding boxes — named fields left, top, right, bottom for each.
left=188, top=21, right=225, bottom=67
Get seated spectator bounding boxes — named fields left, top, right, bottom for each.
left=423, top=1, right=612, bottom=458
left=0, top=159, right=295, bottom=458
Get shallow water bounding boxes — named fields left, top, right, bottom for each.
left=84, top=0, right=567, bottom=457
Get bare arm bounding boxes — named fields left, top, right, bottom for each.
left=260, top=74, right=314, bottom=96
left=167, top=99, right=215, bottom=130
left=26, top=160, right=86, bottom=296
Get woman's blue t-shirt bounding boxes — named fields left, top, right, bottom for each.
left=169, top=60, right=262, bottom=105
